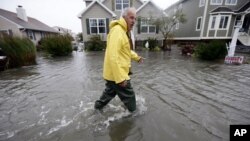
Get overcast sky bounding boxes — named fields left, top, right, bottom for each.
left=0, top=0, right=178, bottom=33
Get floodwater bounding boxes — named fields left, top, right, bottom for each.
left=0, top=47, right=250, bottom=141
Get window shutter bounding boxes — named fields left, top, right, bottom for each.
left=106, top=18, right=109, bottom=34
left=33, top=31, right=36, bottom=40
left=137, top=17, right=141, bottom=34
left=112, top=0, right=115, bottom=11
left=86, top=18, right=90, bottom=34
left=26, top=30, right=29, bottom=37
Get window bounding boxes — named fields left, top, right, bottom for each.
left=211, top=16, right=216, bottom=29
left=209, top=15, right=230, bottom=30
left=196, top=17, right=202, bottom=31
left=27, top=30, right=36, bottom=40
left=89, top=18, right=106, bottom=34
left=219, top=15, right=229, bottom=29
left=225, top=0, right=237, bottom=5
left=40, top=32, right=46, bottom=38
left=116, top=0, right=129, bottom=11
left=141, top=18, right=156, bottom=33
left=199, top=0, right=205, bottom=7
left=211, top=0, right=222, bottom=5
left=0, top=29, right=12, bottom=36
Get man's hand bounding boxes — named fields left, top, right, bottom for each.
left=138, top=57, right=145, bottom=64
left=118, top=80, right=127, bottom=87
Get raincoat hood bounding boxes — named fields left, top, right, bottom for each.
left=109, top=17, right=128, bottom=32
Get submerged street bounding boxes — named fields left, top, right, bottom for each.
left=0, top=48, right=250, bottom=141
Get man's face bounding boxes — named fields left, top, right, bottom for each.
left=124, top=10, right=136, bottom=31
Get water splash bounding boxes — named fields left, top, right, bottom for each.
left=89, top=95, right=147, bottom=132
left=47, top=116, right=73, bottom=135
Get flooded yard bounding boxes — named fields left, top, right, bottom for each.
left=0, top=48, right=250, bottom=141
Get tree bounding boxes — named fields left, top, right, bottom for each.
left=77, top=32, right=83, bottom=42
left=153, top=9, right=187, bottom=51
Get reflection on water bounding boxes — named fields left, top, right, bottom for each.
left=0, top=49, right=250, bottom=141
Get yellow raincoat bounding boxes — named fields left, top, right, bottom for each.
left=103, top=18, right=141, bottom=84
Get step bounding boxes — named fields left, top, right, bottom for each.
left=238, top=35, right=250, bottom=46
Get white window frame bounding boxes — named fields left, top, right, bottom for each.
left=208, top=15, right=231, bottom=30
left=140, top=18, right=156, bottom=34
left=196, top=17, right=202, bottom=31
left=89, top=18, right=106, bottom=34
left=210, top=0, right=223, bottom=5
left=199, top=0, right=205, bottom=7
left=209, top=15, right=217, bottom=30
left=115, top=0, right=130, bottom=11
left=225, top=0, right=237, bottom=5
left=27, top=30, right=35, bottom=40
left=219, top=15, right=230, bottom=29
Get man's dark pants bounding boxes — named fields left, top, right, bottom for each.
left=94, top=80, right=136, bottom=112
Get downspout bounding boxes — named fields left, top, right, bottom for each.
left=200, top=0, right=209, bottom=39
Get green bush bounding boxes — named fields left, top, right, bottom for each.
left=152, top=46, right=161, bottom=51
left=85, top=35, right=105, bottom=51
left=0, top=35, right=36, bottom=68
left=194, top=40, right=227, bottom=60
left=41, top=35, right=72, bottom=56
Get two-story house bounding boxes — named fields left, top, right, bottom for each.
left=78, top=0, right=164, bottom=45
left=0, top=6, right=58, bottom=45
left=165, top=0, right=250, bottom=46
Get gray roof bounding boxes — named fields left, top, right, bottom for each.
left=210, top=1, right=250, bottom=14
left=236, top=1, right=250, bottom=13
left=210, top=7, right=233, bottom=13
left=0, top=8, right=58, bottom=33
left=78, top=0, right=116, bottom=18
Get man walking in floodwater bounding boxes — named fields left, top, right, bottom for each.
left=94, top=7, right=143, bottom=112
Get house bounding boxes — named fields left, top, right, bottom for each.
left=0, top=6, right=58, bottom=45
left=53, top=26, right=78, bottom=41
left=78, top=0, right=164, bottom=45
left=53, top=26, right=73, bottom=35
left=165, top=0, right=250, bottom=46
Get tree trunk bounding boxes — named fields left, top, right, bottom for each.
left=162, top=38, right=171, bottom=51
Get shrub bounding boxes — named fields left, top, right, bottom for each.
left=85, top=35, right=105, bottom=51
left=41, top=35, right=72, bottom=56
left=180, top=43, right=195, bottom=55
left=144, top=38, right=158, bottom=51
left=0, top=35, right=36, bottom=68
left=152, top=46, right=161, bottom=51
left=194, top=40, right=227, bottom=60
